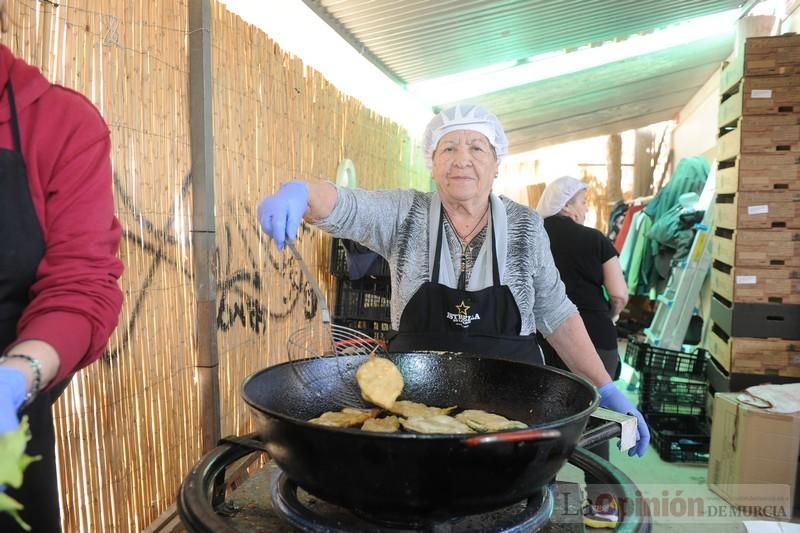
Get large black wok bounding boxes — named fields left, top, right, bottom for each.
left=241, top=351, right=598, bottom=517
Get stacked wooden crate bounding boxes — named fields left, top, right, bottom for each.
left=706, top=33, right=800, bottom=394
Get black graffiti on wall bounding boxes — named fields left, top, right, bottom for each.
left=106, top=172, right=317, bottom=360
left=214, top=206, right=318, bottom=334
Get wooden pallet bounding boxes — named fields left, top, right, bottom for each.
left=712, top=227, right=800, bottom=267
left=740, top=113, right=800, bottom=141
left=719, top=35, right=800, bottom=100
left=715, top=191, right=800, bottom=229
left=705, top=322, right=800, bottom=376
left=743, top=75, right=800, bottom=114
left=706, top=351, right=800, bottom=393
left=715, top=154, right=800, bottom=192
left=744, top=33, right=800, bottom=77
left=719, top=77, right=800, bottom=126
left=719, top=58, right=745, bottom=97
left=710, top=260, right=800, bottom=305
left=717, top=114, right=800, bottom=160
left=719, top=90, right=744, bottom=127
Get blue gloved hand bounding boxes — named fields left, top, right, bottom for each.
left=257, top=181, right=309, bottom=251
left=598, top=382, right=650, bottom=457
left=0, top=366, right=27, bottom=435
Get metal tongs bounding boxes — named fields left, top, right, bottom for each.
left=287, top=240, right=331, bottom=324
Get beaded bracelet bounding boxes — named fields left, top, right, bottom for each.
left=0, top=354, right=42, bottom=408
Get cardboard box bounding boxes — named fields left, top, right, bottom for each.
left=708, top=393, right=800, bottom=518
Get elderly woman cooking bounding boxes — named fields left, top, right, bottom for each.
left=258, top=104, right=649, bottom=457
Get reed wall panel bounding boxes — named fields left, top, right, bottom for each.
left=2, top=0, right=427, bottom=530
left=210, top=3, right=429, bottom=442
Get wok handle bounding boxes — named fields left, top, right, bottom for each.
left=463, top=428, right=562, bottom=447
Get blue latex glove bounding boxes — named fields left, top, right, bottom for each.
left=257, top=181, right=309, bottom=251
left=598, top=382, right=650, bottom=457
left=0, top=366, right=27, bottom=434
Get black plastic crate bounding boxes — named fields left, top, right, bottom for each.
left=640, top=372, right=706, bottom=398
left=641, top=401, right=704, bottom=417
left=334, top=279, right=391, bottom=322
left=640, top=391, right=705, bottom=415
left=623, top=338, right=644, bottom=369
left=625, top=339, right=706, bottom=378
left=333, top=317, right=392, bottom=343
left=329, top=238, right=390, bottom=280
left=329, top=238, right=348, bottom=278
left=645, top=413, right=710, bottom=463
left=639, top=372, right=706, bottom=417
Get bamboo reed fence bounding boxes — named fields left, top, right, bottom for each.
left=2, top=0, right=429, bottom=530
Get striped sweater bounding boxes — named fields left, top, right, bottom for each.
left=315, top=186, right=577, bottom=336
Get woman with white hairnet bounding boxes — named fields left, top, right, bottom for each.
left=536, top=176, right=632, bottom=527
left=535, top=176, right=629, bottom=377
left=257, top=104, right=649, bottom=458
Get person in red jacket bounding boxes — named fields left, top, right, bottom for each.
left=0, top=2, right=124, bottom=530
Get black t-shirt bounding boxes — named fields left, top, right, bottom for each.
left=542, top=215, right=619, bottom=349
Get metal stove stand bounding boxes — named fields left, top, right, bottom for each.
left=178, top=419, right=651, bottom=532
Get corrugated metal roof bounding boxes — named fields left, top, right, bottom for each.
left=303, top=0, right=745, bottom=84
left=467, top=33, right=734, bottom=153
left=301, top=0, right=744, bottom=150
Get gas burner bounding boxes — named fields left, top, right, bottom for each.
left=271, top=468, right=554, bottom=532
left=178, top=421, right=651, bottom=532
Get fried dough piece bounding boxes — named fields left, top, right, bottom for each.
left=356, top=357, right=404, bottom=409
left=361, top=415, right=401, bottom=433
left=400, top=415, right=476, bottom=434
left=388, top=400, right=456, bottom=418
left=308, top=407, right=378, bottom=428
left=455, top=409, right=528, bottom=432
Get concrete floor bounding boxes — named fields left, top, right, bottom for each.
left=557, top=363, right=797, bottom=532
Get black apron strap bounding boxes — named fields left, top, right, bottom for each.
left=6, top=81, right=21, bottom=153
left=489, top=200, right=500, bottom=287
left=431, top=205, right=446, bottom=283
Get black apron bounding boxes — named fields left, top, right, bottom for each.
left=0, top=81, right=63, bottom=533
left=389, top=203, right=542, bottom=364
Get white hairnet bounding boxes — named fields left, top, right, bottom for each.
left=422, top=104, right=508, bottom=170
left=536, top=176, right=588, bottom=218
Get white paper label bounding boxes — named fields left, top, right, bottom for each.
left=736, top=275, right=757, bottom=285
left=747, top=204, right=769, bottom=215
left=751, top=89, right=773, bottom=98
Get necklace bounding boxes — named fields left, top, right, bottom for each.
left=443, top=203, right=490, bottom=244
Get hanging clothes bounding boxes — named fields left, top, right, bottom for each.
left=625, top=213, right=653, bottom=296
left=644, top=157, right=710, bottom=222
left=648, top=205, right=705, bottom=261
left=639, top=157, right=709, bottom=290
left=606, top=200, right=628, bottom=245
left=619, top=210, right=643, bottom=277
left=614, top=203, right=645, bottom=253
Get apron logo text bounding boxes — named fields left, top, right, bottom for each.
left=448, top=300, right=481, bottom=328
